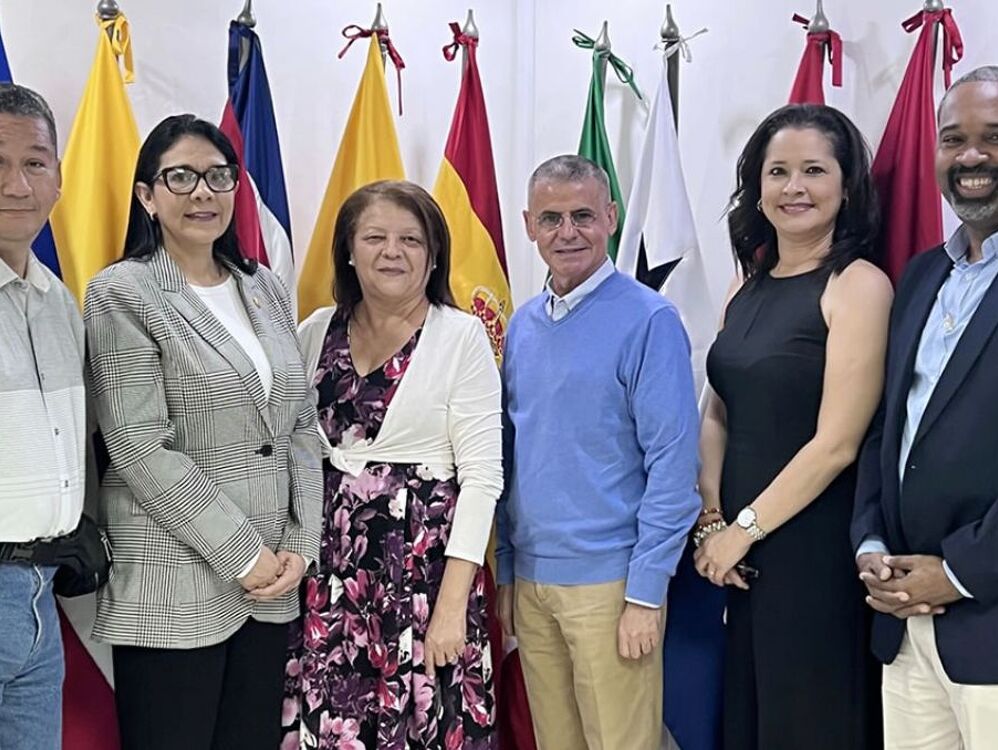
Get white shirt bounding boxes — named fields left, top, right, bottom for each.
left=190, top=275, right=273, bottom=399
left=0, top=254, right=85, bottom=542
left=191, top=274, right=272, bottom=577
left=545, top=257, right=615, bottom=321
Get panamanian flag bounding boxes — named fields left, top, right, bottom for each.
left=220, top=20, right=295, bottom=298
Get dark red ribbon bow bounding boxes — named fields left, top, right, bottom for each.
left=902, top=9, right=964, bottom=88
left=442, top=21, right=478, bottom=61
left=792, top=13, right=843, bottom=88
left=338, top=24, right=406, bottom=115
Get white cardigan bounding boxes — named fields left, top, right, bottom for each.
left=299, top=303, right=502, bottom=564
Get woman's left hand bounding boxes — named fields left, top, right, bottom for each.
left=246, top=551, right=307, bottom=601
left=424, top=602, right=467, bottom=680
left=694, top=525, right=752, bottom=587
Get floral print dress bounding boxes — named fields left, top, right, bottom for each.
left=282, top=310, right=496, bottom=750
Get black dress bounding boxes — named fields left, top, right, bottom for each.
left=706, top=266, right=880, bottom=750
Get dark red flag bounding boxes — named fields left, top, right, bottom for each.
left=788, top=13, right=842, bottom=105
left=872, top=8, right=963, bottom=282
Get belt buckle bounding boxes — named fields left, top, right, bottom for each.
left=9, top=544, right=38, bottom=562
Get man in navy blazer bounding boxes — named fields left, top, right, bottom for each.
left=852, top=66, right=998, bottom=749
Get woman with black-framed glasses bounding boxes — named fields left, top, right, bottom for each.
left=82, top=114, right=323, bottom=749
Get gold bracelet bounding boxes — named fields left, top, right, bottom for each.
left=693, top=519, right=727, bottom=548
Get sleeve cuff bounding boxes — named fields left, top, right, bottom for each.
left=237, top=546, right=264, bottom=580
left=855, top=536, right=890, bottom=559
left=943, top=560, right=974, bottom=599
left=625, top=597, right=661, bottom=609
left=495, top=554, right=514, bottom=586
left=625, top=572, right=668, bottom=608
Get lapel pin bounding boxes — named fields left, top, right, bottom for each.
left=252, top=295, right=261, bottom=307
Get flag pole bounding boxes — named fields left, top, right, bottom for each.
left=809, top=0, right=830, bottom=33
left=921, top=0, right=944, bottom=80
left=96, top=0, right=120, bottom=20
left=594, top=20, right=611, bottom=85
left=372, top=3, right=389, bottom=64
left=461, top=9, right=479, bottom=71
left=235, top=0, right=255, bottom=28
left=660, top=5, right=681, bottom=128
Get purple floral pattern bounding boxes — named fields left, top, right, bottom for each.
left=282, top=311, right=496, bottom=749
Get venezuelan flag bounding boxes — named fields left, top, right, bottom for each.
left=297, top=35, right=405, bottom=320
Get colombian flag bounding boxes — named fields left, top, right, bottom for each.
left=49, top=13, right=140, bottom=304
left=297, top=35, right=405, bottom=320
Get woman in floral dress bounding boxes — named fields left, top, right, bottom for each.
left=283, top=181, right=503, bottom=750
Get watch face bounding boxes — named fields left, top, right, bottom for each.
left=737, top=507, right=756, bottom=528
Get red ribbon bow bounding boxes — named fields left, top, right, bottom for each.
left=902, top=9, right=964, bottom=88
left=792, top=13, right=843, bottom=89
left=442, top=21, right=478, bottom=61
left=338, top=24, right=406, bottom=115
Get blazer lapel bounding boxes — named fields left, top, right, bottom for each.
left=912, top=266, right=998, bottom=446
left=150, top=250, right=274, bottom=434
left=235, top=272, right=285, bottom=419
left=885, top=249, right=952, bottom=449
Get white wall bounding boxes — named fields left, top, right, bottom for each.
left=3, top=0, right=995, bottom=314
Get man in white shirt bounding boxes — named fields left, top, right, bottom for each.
left=0, top=83, right=84, bottom=750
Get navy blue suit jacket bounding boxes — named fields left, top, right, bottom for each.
left=852, top=244, right=998, bottom=685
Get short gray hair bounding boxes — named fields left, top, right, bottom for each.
left=528, top=154, right=610, bottom=200
left=0, top=83, right=58, bottom=152
left=938, top=65, right=998, bottom=120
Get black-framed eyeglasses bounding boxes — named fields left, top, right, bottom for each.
left=533, top=208, right=604, bottom=232
left=153, top=165, right=239, bottom=195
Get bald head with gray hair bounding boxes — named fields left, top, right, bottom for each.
left=938, top=65, right=998, bottom=120
left=527, top=154, right=611, bottom=202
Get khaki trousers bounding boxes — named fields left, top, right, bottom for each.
left=883, top=615, right=998, bottom=749
left=513, top=578, right=663, bottom=750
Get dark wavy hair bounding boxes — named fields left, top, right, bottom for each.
left=727, top=104, right=880, bottom=278
left=331, top=180, right=456, bottom=317
left=121, top=114, right=255, bottom=274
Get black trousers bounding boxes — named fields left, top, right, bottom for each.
left=113, top=618, right=289, bottom=750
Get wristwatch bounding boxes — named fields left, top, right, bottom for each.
left=735, top=506, right=767, bottom=542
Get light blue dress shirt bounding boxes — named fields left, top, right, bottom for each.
left=859, top=227, right=998, bottom=598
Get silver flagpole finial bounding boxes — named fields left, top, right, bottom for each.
left=594, top=20, right=611, bottom=53
left=97, top=0, right=120, bottom=20
left=371, top=3, right=388, bottom=32
left=462, top=9, right=479, bottom=40
left=661, top=4, right=680, bottom=43
left=809, top=0, right=830, bottom=33
left=236, top=0, right=256, bottom=28
left=923, top=0, right=944, bottom=10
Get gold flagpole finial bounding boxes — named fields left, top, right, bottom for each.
left=236, top=0, right=256, bottom=28
left=97, top=0, right=120, bottom=20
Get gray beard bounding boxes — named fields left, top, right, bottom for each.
left=950, top=194, right=998, bottom=226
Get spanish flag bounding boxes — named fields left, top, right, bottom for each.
left=432, top=23, right=512, bottom=359
left=298, top=35, right=405, bottom=320
left=49, top=13, right=140, bottom=304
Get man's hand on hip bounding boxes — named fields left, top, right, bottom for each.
left=617, top=602, right=662, bottom=660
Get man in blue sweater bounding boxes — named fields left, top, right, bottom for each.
left=496, top=154, right=701, bottom=750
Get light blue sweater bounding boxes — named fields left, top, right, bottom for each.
left=496, top=271, right=701, bottom=606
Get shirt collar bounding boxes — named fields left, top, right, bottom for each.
left=0, top=251, right=51, bottom=292
left=546, top=256, right=615, bottom=311
left=944, top=225, right=998, bottom=265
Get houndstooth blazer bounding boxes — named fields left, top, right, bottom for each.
left=84, top=248, right=322, bottom=649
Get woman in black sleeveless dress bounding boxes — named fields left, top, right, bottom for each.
left=693, top=105, right=892, bottom=750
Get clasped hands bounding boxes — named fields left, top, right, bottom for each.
left=857, top=553, right=962, bottom=618
left=693, top=524, right=753, bottom=590
left=239, top=547, right=307, bottom=601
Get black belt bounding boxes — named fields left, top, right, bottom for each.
left=0, top=537, right=67, bottom=565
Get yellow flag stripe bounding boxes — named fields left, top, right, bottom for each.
left=50, top=15, right=140, bottom=305
left=297, top=37, right=405, bottom=321
left=433, top=158, right=512, bottom=359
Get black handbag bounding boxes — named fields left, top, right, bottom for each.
left=51, top=514, right=112, bottom=597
